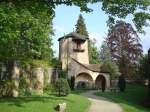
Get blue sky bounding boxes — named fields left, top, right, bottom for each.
left=52, top=4, right=150, bottom=57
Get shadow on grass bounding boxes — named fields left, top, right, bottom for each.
left=95, top=84, right=150, bottom=112
left=0, top=95, right=74, bottom=108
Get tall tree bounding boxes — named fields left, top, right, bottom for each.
left=139, top=49, right=150, bottom=97
left=1, top=0, right=150, bottom=33
left=75, top=14, right=88, bottom=37
left=75, top=14, right=100, bottom=64
left=100, top=41, right=111, bottom=61
left=106, top=21, right=143, bottom=77
left=88, top=39, right=100, bottom=64
left=0, top=1, right=54, bottom=62
left=100, top=41, right=120, bottom=85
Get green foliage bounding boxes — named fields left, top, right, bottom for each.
left=51, top=58, right=60, bottom=68
left=101, top=61, right=120, bottom=78
left=118, top=75, right=126, bottom=92
left=54, top=78, right=70, bottom=96
left=101, top=77, right=106, bottom=92
left=101, top=0, right=150, bottom=33
left=19, top=60, right=52, bottom=96
left=70, top=76, right=75, bottom=90
left=75, top=14, right=100, bottom=64
left=58, top=70, right=67, bottom=78
left=100, top=41, right=111, bottom=61
left=75, top=14, right=88, bottom=37
left=139, top=52, right=150, bottom=97
left=88, top=39, right=100, bottom=64
left=0, top=1, right=54, bottom=62
left=139, top=55, right=150, bottom=78
left=49, top=0, right=150, bottom=33
left=96, top=84, right=150, bottom=112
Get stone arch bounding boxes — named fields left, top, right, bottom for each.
left=95, top=75, right=106, bottom=90
left=75, top=72, right=93, bottom=89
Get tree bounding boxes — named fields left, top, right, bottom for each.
left=1, top=1, right=150, bottom=33
left=54, top=78, right=70, bottom=96
left=101, top=61, right=120, bottom=78
left=100, top=41, right=120, bottom=86
left=139, top=55, right=149, bottom=78
left=51, top=0, right=150, bottom=33
left=118, top=75, right=126, bottom=92
left=0, top=1, right=54, bottom=97
left=139, top=49, right=150, bottom=97
left=70, top=76, right=75, bottom=90
left=0, top=1, right=54, bottom=62
left=147, top=49, right=150, bottom=97
left=75, top=14, right=88, bottom=37
left=106, top=21, right=143, bottom=77
left=101, top=0, right=150, bottom=33
left=99, top=41, right=111, bottom=61
left=88, top=39, right=100, bottom=64
left=75, top=14, right=100, bottom=64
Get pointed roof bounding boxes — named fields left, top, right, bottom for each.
left=58, top=32, right=89, bottom=41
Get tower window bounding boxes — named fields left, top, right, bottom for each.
left=74, top=42, right=84, bottom=52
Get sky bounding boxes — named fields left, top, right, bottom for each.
left=52, top=4, right=150, bottom=57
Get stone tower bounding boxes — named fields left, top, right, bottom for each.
left=58, top=32, right=110, bottom=89
left=58, top=32, right=89, bottom=70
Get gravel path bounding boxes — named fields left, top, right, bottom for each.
left=81, top=91, right=123, bottom=112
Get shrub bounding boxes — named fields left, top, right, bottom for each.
left=101, top=61, right=120, bottom=78
left=54, top=78, right=70, bottom=96
left=43, top=83, right=54, bottom=94
left=101, top=77, right=106, bottom=92
left=118, top=75, right=126, bottom=92
left=70, top=76, right=75, bottom=90
left=58, top=70, right=67, bottom=78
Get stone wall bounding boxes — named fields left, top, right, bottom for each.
left=0, top=62, right=58, bottom=97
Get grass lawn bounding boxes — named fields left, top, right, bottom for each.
left=0, top=94, right=90, bottom=112
left=95, top=84, right=150, bottom=112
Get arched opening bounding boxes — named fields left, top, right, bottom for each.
left=76, top=72, right=93, bottom=89
left=95, top=75, right=106, bottom=90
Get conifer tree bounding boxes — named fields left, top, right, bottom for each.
left=75, top=14, right=88, bottom=37
left=75, top=14, right=100, bottom=64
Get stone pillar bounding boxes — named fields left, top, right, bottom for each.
left=11, top=61, right=20, bottom=97
left=103, top=73, right=110, bottom=89
left=32, top=67, right=44, bottom=95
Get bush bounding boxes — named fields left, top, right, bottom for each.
left=101, top=61, right=120, bottom=78
left=70, top=76, right=75, bottom=90
left=58, top=70, right=67, bottom=78
left=54, top=78, right=70, bottom=96
left=43, top=83, right=54, bottom=94
left=101, top=77, right=106, bottom=92
left=118, top=75, right=126, bottom=92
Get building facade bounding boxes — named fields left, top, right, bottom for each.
left=58, top=32, right=110, bottom=89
